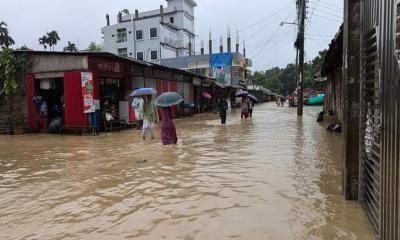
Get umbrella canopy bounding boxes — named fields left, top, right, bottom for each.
left=235, top=90, right=249, bottom=98
left=247, top=94, right=258, bottom=102
left=155, top=92, right=184, bottom=107
left=129, top=88, right=157, bottom=97
left=202, top=92, right=212, bottom=99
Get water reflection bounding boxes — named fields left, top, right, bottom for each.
left=0, top=104, right=374, bottom=240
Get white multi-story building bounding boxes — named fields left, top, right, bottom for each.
left=101, top=0, right=197, bottom=63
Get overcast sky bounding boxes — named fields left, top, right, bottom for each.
left=0, top=0, right=343, bottom=71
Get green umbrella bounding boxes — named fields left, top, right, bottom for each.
left=155, top=92, right=184, bottom=107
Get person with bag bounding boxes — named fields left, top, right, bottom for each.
left=132, top=96, right=144, bottom=130
left=142, top=95, right=159, bottom=140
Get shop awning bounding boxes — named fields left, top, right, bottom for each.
left=214, top=82, right=226, bottom=88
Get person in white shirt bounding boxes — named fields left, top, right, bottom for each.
left=132, top=96, right=144, bottom=130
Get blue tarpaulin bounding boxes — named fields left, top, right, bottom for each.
left=210, top=53, right=233, bottom=67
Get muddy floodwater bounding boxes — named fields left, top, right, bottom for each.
left=0, top=103, right=375, bottom=240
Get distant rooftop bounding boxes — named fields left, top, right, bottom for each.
left=167, top=0, right=197, bottom=7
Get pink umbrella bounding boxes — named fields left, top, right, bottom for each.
left=202, top=92, right=212, bottom=99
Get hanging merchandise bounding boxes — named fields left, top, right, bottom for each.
left=40, top=79, right=51, bottom=90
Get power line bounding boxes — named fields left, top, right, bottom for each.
left=318, top=0, right=343, bottom=11
left=312, top=2, right=343, bottom=13
left=312, top=8, right=342, bottom=18
left=245, top=8, right=294, bottom=42
left=238, top=0, right=294, bottom=34
left=194, top=0, right=294, bottom=47
left=307, top=0, right=320, bottom=24
left=313, top=14, right=342, bottom=23
left=249, top=27, right=293, bottom=59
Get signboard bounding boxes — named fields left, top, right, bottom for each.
left=81, top=72, right=95, bottom=113
left=214, top=67, right=225, bottom=83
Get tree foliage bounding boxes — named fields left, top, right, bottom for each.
left=0, top=48, right=17, bottom=95
left=17, top=45, right=32, bottom=50
left=38, top=35, right=48, bottom=50
left=252, top=50, right=327, bottom=95
left=38, top=30, right=60, bottom=51
left=63, top=41, right=78, bottom=52
left=86, top=42, right=102, bottom=52
left=0, top=21, right=15, bottom=49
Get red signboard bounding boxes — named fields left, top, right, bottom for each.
left=81, top=72, right=95, bottom=113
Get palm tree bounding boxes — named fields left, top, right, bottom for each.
left=47, top=30, right=60, bottom=51
left=63, top=41, right=77, bottom=52
left=38, top=35, right=48, bottom=50
left=0, top=21, right=15, bottom=48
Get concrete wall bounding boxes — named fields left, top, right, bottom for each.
left=30, top=55, right=88, bottom=74
left=342, top=0, right=361, bottom=201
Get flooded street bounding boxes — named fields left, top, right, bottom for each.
left=0, top=103, right=374, bottom=240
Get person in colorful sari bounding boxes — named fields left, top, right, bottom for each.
left=142, top=95, right=159, bottom=140
left=160, top=107, right=178, bottom=145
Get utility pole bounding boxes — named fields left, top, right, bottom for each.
left=295, top=0, right=306, bottom=116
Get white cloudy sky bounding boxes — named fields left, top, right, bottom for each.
left=0, top=0, right=343, bottom=70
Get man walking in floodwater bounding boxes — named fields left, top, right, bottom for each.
left=217, top=97, right=228, bottom=124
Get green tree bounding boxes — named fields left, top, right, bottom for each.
left=38, top=35, right=49, bottom=50
left=0, top=48, right=32, bottom=130
left=86, top=41, right=102, bottom=52
left=17, top=45, right=31, bottom=50
left=0, top=21, right=15, bottom=49
left=0, top=48, right=17, bottom=95
left=47, top=30, right=60, bottom=51
left=251, top=50, right=327, bottom=95
left=63, top=41, right=78, bottom=52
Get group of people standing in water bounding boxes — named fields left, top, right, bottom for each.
left=132, top=95, right=256, bottom=146
left=216, top=96, right=255, bottom=124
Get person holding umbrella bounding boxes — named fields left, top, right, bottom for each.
left=128, top=88, right=158, bottom=140
left=155, top=92, right=183, bottom=145
left=235, top=90, right=250, bottom=119
left=142, top=95, right=159, bottom=140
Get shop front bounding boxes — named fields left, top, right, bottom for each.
left=19, top=51, right=215, bottom=134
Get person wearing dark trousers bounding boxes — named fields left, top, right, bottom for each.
left=248, top=97, right=254, bottom=118
left=217, top=98, right=228, bottom=124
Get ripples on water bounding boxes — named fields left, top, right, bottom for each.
left=0, top=103, right=374, bottom=240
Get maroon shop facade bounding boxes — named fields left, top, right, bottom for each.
left=21, top=51, right=205, bottom=132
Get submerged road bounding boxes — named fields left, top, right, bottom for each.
left=0, top=103, right=374, bottom=240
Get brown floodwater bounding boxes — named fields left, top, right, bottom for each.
left=0, top=103, right=375, bottom=240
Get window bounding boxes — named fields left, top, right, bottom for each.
left=137, top=52, right=144, bottom=61
left=150, top=28, right=158, bottom=39
left=136, top=30, right=143, bottom=40
left=170, top=17, right=174, bottom=24
left=116, top=28, right=127, bottom=43
left=118, top=48, right=128, bottom=57
left=150, top=50, right=158, bottom=60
